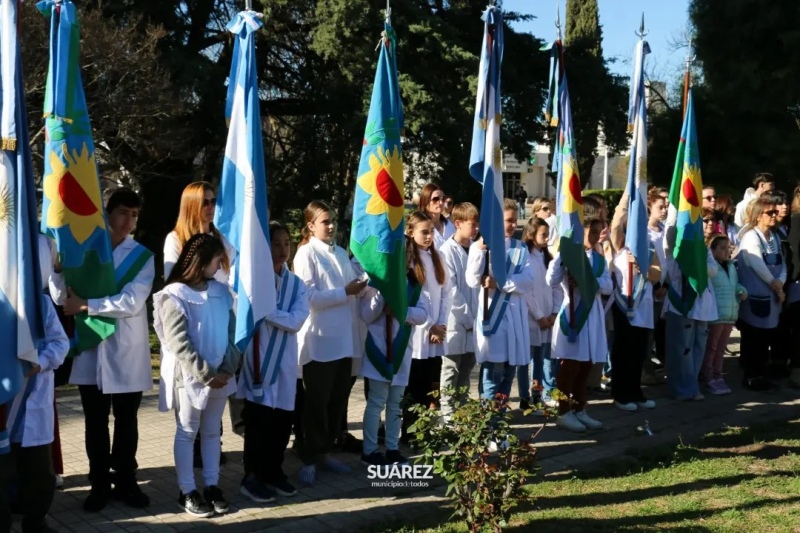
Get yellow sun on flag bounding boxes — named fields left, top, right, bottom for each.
left=357, top=145, right=405, bottom=231
left=680, top=163, right=703, bottom=222
left=43, top=143, right=106, bottom=245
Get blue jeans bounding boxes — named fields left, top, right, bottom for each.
left=517, top=344, right=557, bottom=401
left=363, top=379, right=403, bottom=455
left=665, top=312, right=708, bottom=399
left=480, top=362, right=514, bottom=401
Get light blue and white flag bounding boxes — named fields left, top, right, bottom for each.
left=624, top=38, right=651, bottom=278
left=215, top=10, right=276, bottom=353
left=469, top=5, right=506, bottom=289
left=0, top=0, right=46, bottom=453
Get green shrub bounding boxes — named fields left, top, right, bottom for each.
left=409, top=391, right=540, bottom=533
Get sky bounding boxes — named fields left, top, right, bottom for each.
left=502, top=0, right=691, bottom=90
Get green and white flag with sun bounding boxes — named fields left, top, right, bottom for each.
left=38, top=0, right=117, bottom=354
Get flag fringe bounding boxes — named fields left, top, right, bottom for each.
left=0, top=138, right=16, bottom=150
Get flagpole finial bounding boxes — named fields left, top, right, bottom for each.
left=385, top=0, right=391, bottom=22
left=555, top=2, right=562, bottom=40
left=635, top=13, right=647, bottom=38
left=245, top=0, right=252, bottom=10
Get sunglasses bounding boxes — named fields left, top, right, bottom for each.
left=702, top=218, right=714, bottom=224
left=540, top=206, right=551, bottom=211
left=764, top=210, right=779, bottom=216
left=203, top=197, right=217, bottom=207
left=430, top=196, right=446, bottom=203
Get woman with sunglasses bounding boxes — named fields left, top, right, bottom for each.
left=419, top=183, right=455, bottom=249
left=736, top=197, right=786, bottom=391
left=164, top=182, right=235, bottom=283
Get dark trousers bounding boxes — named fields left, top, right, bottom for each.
left=51, top=399, right=63, bottom=476
left=242, top=400, right=293, bottom=484
left=300, top=358, right=352, bottom=465
left=739, top=323, right=775, bottom=380
left=557, top=360, right=593, bottom=415
left=789, top=301, right=800, bottom=369
left=0, top=443, right=55, bottom=533
left=611, top=305, right=649, bottom=404
left=402, top=358, right=442, bottom=438
left=339, top=376, right=357, bottom=434
left=78, top=386, right=142, bottom=488
left=654, top=316, right=666, bottom=363
left=228, top=396, right=246, bottom=437
left=293, top=379, right=305, bottom=445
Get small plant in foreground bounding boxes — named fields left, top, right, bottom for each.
left=408, top=389, right=540, bottom=533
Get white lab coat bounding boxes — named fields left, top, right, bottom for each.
left=440, top=238, right=479, bottom=355
left=8, top=297, right=69, bottom=447
left=294, top=237, right=361, bottom=365
left=38, top=234, right=56, bottom=289
left=466, top=238, right=534, bottom=365
left=51, top=236, right=155, bottom=394
left=662, top=243, right=719, bottom=322
left=410, top=249, right=452, bottom=360
left=359, top=287, right=431, bottom=387
left=433, top=218, right=456, bottom=250
left=154, top=280, right=237, bottom=411
left=548, top=250, right=613, bottom=363
left=163, top=230, right=235, bottom=284
left=237, top=266, right=309, bottom=410
left=526, top=247, right=564, bottom=347
left=611, top=248, right=655, bottom=329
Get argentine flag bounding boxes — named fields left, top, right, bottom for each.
left=469, top=5, right=506, bottom=289
left=0, top=0, right=46, bottom=452
left=215, top=10, right=276, bottom=352
left=624, top=38, right=651, bottom=277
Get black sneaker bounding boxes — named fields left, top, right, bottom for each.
left=179, top=490, right=215, bottom=518
left=203, top=485, right=229, bottom=515
left=239, top=475, right=276, bottom=503
left=83, top=487, right=109, bottom=513
left=385, top=450, right=409, bottom=465
left=269, top=478, right=298, bottom=497
left=361, top=451, right=388, bottom=466
left=519, top=399, right=531, bottom=411
left=111, top=481, right=150, bottom=508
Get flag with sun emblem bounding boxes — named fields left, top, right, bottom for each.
left=543, top=38, right=598, bottom=341
left=0, top=0, right=46, bottom=436
left=350, top=19, right=407, bottom=325
left=38, top=0, right=117, bottom=353
left=666, top=89, right=707, bottom=298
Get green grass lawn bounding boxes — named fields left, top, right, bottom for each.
left=378, top=419, right=800, bottom=533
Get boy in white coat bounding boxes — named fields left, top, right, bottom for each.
left=439, top=202, right=480, bottom=419
left=0, top=296, right=69, bottom=533
left=50, top=188, right=154, bottom=512
left=466, top=199, right=534, bottom=402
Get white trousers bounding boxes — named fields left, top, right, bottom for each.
left=174, top=387, right=228, bottom=494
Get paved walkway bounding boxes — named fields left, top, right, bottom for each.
left=12, top=332, right=800, bottom=532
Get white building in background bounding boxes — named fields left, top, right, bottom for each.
left=501, top=143, right=552, bottom=199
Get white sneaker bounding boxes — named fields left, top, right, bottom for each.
left=556, top=411, right=587, bottom=433
left=487, top=440, right=510, bottom=453
left=575, top=410, right=603, bottom=430
left=637, top=399, right=656, bottom=409
left=55, top=475, right=63, bottom=489
left=614, top=401, right=638, bottom=412
left=544, top=398, right=558, bottom=409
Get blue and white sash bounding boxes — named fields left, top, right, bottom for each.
left=246, top=271, right=300, bottom=398
left=559, top=251, right=606, bottom=339
left=480, top=239, right=526, bottom=337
